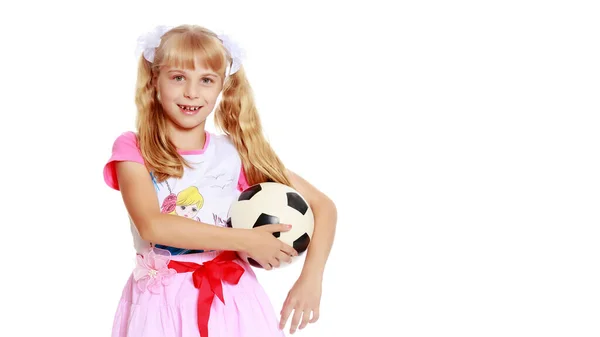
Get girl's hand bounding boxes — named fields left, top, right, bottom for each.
left=245, top=224, right=298, bottom=270
left=279, top=274, right=322, bottom=334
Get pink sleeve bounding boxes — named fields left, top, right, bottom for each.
left=237, top=164, right=250, bottom=191
left=103, top=131, right=145, bottom=190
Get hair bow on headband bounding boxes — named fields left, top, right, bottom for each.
left=135, top=25, right=244, bottom=76
left=216, top=34, right=244, bottom=76
left=135, top=25, right=173, bottom=65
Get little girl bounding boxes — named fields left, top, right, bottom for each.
left=103, top=24, right=337, bottom=337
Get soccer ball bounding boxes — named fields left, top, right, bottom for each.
left=226, top=182, right=314, bottom=268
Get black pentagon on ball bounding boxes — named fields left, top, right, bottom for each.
left=252, top=213, right=280, bottom=238
left=286, top=192, right=309, bottom=215
left=238, top=184, right=262, bottom=201
left=225, top=217, right=232, bottom=228
left=293, top=233, right=310, bottom=254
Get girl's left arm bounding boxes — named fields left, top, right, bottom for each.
left=279, top=169, right=337, bottom=334
left=287, top=169, right=337, bottom=279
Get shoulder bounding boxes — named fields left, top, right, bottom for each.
left=111, top=131, right=140, bottom=152
left=109, top=131, right=144, bottom=161
left=210, top=132, right=236, bottom=148
left=206, top=132, right=248, bottom=191
left=104, top=131, right=145, bottom=190
left=208, top=132, right=240, bottom=157
left=214, top=133, right=250, bottom=191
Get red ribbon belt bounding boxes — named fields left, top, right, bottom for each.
left=168, top=251, right=244, bottom=337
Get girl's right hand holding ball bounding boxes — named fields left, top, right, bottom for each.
left=242, top=224, right=298, bottom=270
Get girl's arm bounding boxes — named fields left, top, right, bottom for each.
left=116, top=161, right=249, bottom=252
left=278, top=169, right=337, bottom=333
left=286, top=169, right=338, bottom=279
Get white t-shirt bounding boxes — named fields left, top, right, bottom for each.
left=103, top=131, right=249, bottom=255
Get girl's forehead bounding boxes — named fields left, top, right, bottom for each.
left=165, top=55, right=207, bottom=69
left=162, top=58, right=218, bottom=74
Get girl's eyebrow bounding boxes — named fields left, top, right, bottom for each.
left=167, top=69, right=219, bottom=77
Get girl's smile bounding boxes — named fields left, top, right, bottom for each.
left=177, top=104, right=203, bottom=115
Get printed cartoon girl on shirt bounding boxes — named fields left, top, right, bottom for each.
left=151, top=176, right=206, bottom=255
left=170, top=186, right=204, bottom=220
left=157, top=179, right=204, bottom=222
left=155, top=182, right=206, bottom=255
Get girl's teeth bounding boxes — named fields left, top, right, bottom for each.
left=180, top=105, right=199, bottom=111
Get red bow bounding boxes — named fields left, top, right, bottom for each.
left=168, top=251, right=244, bottom=337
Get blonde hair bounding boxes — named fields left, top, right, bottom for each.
left=134, top=24, right=291, bottom=186
left=170, top=186, right=204, bottom=215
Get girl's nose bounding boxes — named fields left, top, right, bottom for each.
left=184, top=83, right=200, bottom=99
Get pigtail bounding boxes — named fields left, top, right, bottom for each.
left=134, top=55, right=187, bottom=182
left=214, top=66, right=291, bottom=187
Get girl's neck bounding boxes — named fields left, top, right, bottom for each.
left=167, top=123, right=207, bottom=151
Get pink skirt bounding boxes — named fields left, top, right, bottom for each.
left=111, top=249, right=285, bottom=337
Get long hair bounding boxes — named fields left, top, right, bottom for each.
left=134, top=24, right=290, bottom=186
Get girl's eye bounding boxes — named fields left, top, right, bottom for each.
left=181, top=206, right=186, bottom=210
left=172, top=75, right=212, bottom=83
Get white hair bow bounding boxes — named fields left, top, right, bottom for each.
left=216, top=33, right=244, bottom=76
left=135, top=25, right=173, bottom=65
left=135, top=25, right=244, bottom=76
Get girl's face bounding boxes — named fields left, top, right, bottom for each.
left=156, top=58, right=223, bottom=131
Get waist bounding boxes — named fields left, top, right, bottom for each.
left=168, top=250, right=226, bottom=263
left=136, top=249, right=228, bottom=264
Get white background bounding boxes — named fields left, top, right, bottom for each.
left=1, top=0, right=599, bottom=336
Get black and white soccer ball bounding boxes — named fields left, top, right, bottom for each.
left=226, top=182, right=314, bottom=268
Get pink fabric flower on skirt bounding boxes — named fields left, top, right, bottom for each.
left=133, top=248, right=177, bottom=294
